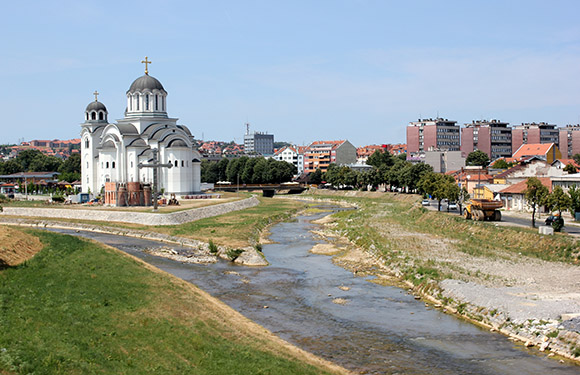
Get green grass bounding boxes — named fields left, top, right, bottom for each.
left=302, top=190, right=580, bottom=285
left=0, top=230, right=336, bottom=374
left=162, top=197, right=306, bottom=247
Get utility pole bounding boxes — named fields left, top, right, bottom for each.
left=138, top=149, right=172, bottom=211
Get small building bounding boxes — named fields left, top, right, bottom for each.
left=499, top=177, right=552, bottom=212
left=511, top=143, right=561, bottom=164
left=424, top=150, right=465, bottom=173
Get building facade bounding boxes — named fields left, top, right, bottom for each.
left=243, top=126, right=274, bottom=155
left=81, top=61, right=202, bottom=198
left=303, top=140, right=357, bottom=174
left=460, top=119, right=512, bottom=160
left=558, top=124, right=580, bottom=159
left=406, top=118, right=460, bottom=155
left=511, top=122, right=559, bottom=154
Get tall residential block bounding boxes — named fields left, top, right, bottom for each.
left=460, top=119, right=512, bottom=160
left=406, top=118, right=460, bottom=156
left=559, top=124, right=580, bottom=158
left=511, top=122, right=559, bottom=154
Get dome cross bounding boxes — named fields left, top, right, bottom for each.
left=141, top=56, right=152, bottom=75
left=93, top=90, right=99, bottom=102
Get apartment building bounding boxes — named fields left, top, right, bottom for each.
left=511, top=122, right=559, bottom=153
left=406, top=118, right=460, bottom=155
left=303, top=140, right=356, bottom=174
left=558, top=124, right=580, bottom=159
left=460, top=119, right=512, bottom=160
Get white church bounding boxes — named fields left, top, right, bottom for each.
left=80, top=58, right=202, bottom=202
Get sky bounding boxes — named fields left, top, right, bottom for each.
left=1, top=0, right=579, bottom=147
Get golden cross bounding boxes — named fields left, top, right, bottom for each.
left=141, top=56, right=152, bottom=75
left=93, top=90, right=99, bottom=102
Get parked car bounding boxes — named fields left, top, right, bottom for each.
left=448, top=202, right=458, bottom=210
left=421, top=199, right=430, bottom=206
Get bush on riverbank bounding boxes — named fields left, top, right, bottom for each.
left=0, top=229, right=340, bottom=374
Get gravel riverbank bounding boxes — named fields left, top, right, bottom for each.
left=310, top=209, right=580, bottom=364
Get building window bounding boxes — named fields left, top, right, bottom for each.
left=85, top=140, right=89, bottom=148
left=99, top=112, right=104, bottom=120
left=136, top=96, right=140, bottom=110
left=181, top=160, right=184, bottom=167
left=106, top=162, right=109, bottom=168
left=155, top=95, right=158, bottom=110
left=174, top=160, right=178, bottom=167
left=91, top=112, right=96, bottom=120
left=162, top=96, right=165, bottom=111
left=129, top=96, right=132, bottom=111
left=145, top=95, right=149, bottom=110
left=85, top=113, right=89, bottom=120
left=112, top=161, right=115, bottom=169
left=86, top=162, right=89, bottom=168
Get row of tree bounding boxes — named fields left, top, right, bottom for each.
left=201, top=156, right=296, bottom=184
left=0, top=150, right=81, bottom=182
left=524, top=177, right=580, bottom=228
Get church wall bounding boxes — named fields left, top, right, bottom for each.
left=165, top=147, right=193, bottom=194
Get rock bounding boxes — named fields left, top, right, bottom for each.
left=263, top=305, right=269, bottom=309
left=539, top=342, right=549, bottom=352
left=525, top=341, right=534, bottom=347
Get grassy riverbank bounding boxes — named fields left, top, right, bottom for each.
left=159, top=196, right=306, bottom=248
left=302, top=189, right=580, bottom=361
left=0, top=228, right=344, bottom=374
left=303, top=190, right=579, bottom=283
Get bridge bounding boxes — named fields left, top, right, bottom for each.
left=213, top=183, right=307, bottom=197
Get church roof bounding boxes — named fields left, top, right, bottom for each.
left=127, top=75, right=166, bottom=94
left=85, top=100, right=107, bottom=112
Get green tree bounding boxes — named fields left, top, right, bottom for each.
left=252, top=158, right=268, bottom=183
left=573, top=154, right=580, bottom=166
left=564, top=163, right=578, bottom=174
left=59, top=153, right=81, bottom=174
left=466, top=150, right=490, bottom=167
left=366, top=150, right=394, bottom=168
left=524, top=177, right=549, bottom=227
left=545, top=186, right=571, bottom=217
left=568, top=185, right=580, bottom=220
left=217, top=158, right=230, bottom=181
left=396, top=153, right=407, bottom=162
left=308, top=169, right=323, bottom=184
left=492, top=159, right=510, bottom=169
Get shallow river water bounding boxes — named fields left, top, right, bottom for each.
left=49, top=208, right=580, bottom=374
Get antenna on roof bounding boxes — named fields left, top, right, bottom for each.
left=245, top=122, right=250, bottom=135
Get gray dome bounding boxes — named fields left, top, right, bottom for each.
left=127, top=75, right=166, bottom=93
left=86, top=100, right=107, bottom=112
left=168, top=139, right=188, bottom=148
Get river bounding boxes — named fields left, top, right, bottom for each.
left=48, top=207, right=580, bottom=374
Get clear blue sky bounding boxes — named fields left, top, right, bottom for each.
left=2, top=0, right=579, bottom=147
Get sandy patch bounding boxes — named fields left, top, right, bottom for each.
left=311, top=215, right=336, bottom=225
left=309, top=243, right=342, bottom=255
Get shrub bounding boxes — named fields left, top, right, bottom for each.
left=208, top=240, right=218, bottom=254
left=254, top=243, right=263, bottom=252
left=226, top=249, right=244, bottom=261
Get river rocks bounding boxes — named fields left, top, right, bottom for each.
left=233, top=247, right=269, bottom=266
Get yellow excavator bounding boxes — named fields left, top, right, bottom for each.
left=463, top=199, right=503, bottom=221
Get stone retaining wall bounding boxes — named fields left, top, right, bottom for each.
left=0, top=196, right=260, bottom=226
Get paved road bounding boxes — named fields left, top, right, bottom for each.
left=423, top=199, right=580, bottom=236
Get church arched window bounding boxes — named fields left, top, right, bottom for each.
left=86, top=162, right=89, bottom=168
left=86, top=113, right=89, bottom=121
left=162, top=96, right=165, bottom=111
left=136, top=95, right=140, bottom=111
left=106, top=162, right=109, bottom=168
left=145, top=95, right=149, bottom=110
left=174, top=160, right=178, bottom=167
left=91, top=112, right=96, bottom=120
left=99, top=112, right=104, bottom=120
left=112, top=162, right=115, bottom=169
left=181, top=160, right=184, bottom=167
left=85, top=140, right=89, bottom=148
left=155, top=95, right=158, bottom=110
left=129, top=96, right=132, bottom=111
